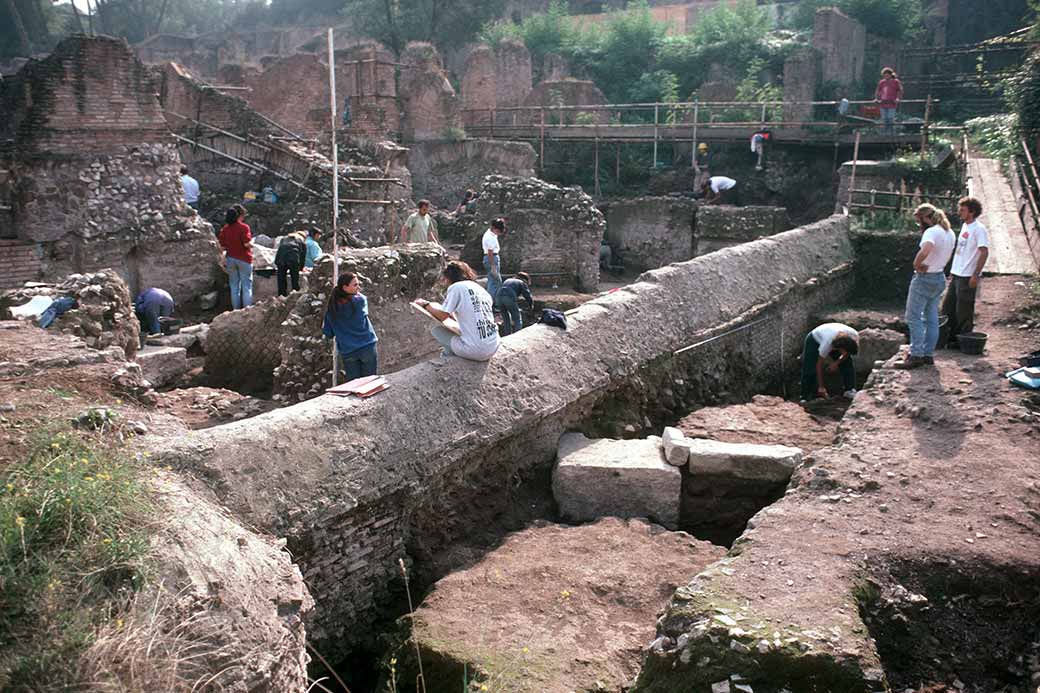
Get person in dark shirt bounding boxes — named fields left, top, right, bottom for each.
left=275, top=231, right=307, bottom=296
left=135, top=287, right=175, bottom=336
left=495, top=271, right=534, bottom=336
left=322, top=272, right=378, bottom=381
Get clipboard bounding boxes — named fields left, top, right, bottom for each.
left=410, top=301, right=462, bottom=336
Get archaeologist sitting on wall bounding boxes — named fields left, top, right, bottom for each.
left=218, top=204, right=254, bottom=310
left=275, top=231, right=307, bottom=297
left=496, top=272, right=534, bottom=337
left=323, top=272, right=378, bottom=381
left=180, top=166, right=200, bottom=210
left=400, top=199, right=439, bottom=244
left=135, top=287, right=175, bottom=337
left=483, top=218, right=505, bottom=301
left=304, top=228, right=323, bottom=270
left=416, top=260, right=499, bottom=362
left=898, top=203, right=956, bottom=370
left=799, top=322, right=860, bottom=403
left=942, top=196, right=990, bottom=349
left=701, top=176, right=737, bottom=206
left=455, top=189, right=479, bottom=215
left=874, top=67, right=904, bottom=135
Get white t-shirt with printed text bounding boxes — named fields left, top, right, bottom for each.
left=811, top=323, right=859, bottom=357
left=482, top=229, right=501, bottom=255
left=950, top=220, right=989, bottom=277
left=918, top=224, right=955, bottom=273
left=441, top=280, right=499, bottom=361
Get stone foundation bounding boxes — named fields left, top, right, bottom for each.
left=151, top=215, right=856, bottom=655
left=407, top=140, right=536, bottom=208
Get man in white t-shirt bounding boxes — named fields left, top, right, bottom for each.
left=482, top=217, right=505, bottom=301
left=899, top=204, right=956, bottom=369
left=416, top=260, right=500, bottom=362
left=942, top=196, right=989, bottom=349
left=180, top=166, right=200, bottom=210
left=799, top=322, right=859, bottom=402
left=701, top=176, right=737, bottom=205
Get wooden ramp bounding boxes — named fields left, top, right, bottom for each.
left=968, top=155, right=1038, bottom=275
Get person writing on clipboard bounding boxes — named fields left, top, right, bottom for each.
left=415, top=260, right=500, bottom=362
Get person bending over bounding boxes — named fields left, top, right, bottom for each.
left=275, top=231, right=307, bottom=296
left=323, top=272, right=378, bottom=381
left=135, top=287, right=174, bottom=336
left=416, top=260, right=499, bottom=362
left=701, top=176, right=737, bottom=205
left=800, top=322, right=859, bottom=402
left=495, top=272, right=534, bottom=336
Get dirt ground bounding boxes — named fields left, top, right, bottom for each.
left=402, top=517, right=726, bottom=693
left=639, top=274, right=1040, bottom=693
left=678, top=394, right=841, bottom=453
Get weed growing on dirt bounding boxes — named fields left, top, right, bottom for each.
left=0, top=427, right=151, bottom=689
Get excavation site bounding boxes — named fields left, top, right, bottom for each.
left=1, top=2, right=1039, bottom=691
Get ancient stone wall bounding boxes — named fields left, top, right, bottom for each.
left=245, top=53, right=330, bottom=137
left=783, top=47, right=818, bottom=125
left=153, top=215, right=856, bottom=656
left=0, top=37, right=223, bottom=305
left=334, top=42, right=401, bottom=136
left=272, top=245, right=447, bottom=403
left=461, top=45, right=497, bottom=126
left=158, top=62, right=272, bottom=136
left=0, top=240, right=42, bottom=290
left=407, top=140, right=537, bottom=208
left=458, top=175, right=603, bottom=291
left=521, top=79, right=609, bottom=125
left=601, top=199, right=792, bottom=271
left=494, top=40, right=534, bottom=119
left=203, top=296, right=297, bottom=395
left=399, top=43, right=463, bottom=142
left=812, top=7, right=866, bottom=88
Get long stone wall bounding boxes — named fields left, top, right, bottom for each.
left=153, top=215, right=855, bottom=655
left=407, top=140, right=536, bottom=208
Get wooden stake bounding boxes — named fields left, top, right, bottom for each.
left=328, top=27, right=340, bottom=387
left=847, top=130, right=861, bottom=213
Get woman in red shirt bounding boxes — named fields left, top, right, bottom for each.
left=218, top=204, right=254, bottom=310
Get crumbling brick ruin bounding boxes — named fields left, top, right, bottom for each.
left=457, top=175, right=604, bottom=292
left=0, top=36, right=222, bottom=304
left=398, top=43, right=463, bottom=142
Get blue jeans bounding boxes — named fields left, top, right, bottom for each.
left=483, top=255, right=501, bottom=302
left=340, top=344, right=377, bottom=381
left=880, top=107, right=897, bottom=133
left=431, top=325, right=456, bottom=356
left=227, top=257, right=253, bottom=310
left=905, top=271, right=946, bottom=357
left=495, top=291, right=522, bottom=336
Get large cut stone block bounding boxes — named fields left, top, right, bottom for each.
left=136, top=345, right=189, bottom=387
left=661, top=426, right=693, bottom=466
left=686, top=439, right=802, bottom=482
left=553, top=432, right=681, bottom=529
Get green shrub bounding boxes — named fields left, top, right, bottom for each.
left=0, top=429, right=151, bottom=687
left=787, top=0, right=925, bottom=40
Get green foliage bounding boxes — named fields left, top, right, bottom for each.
left=966, top=114, right=1019, bottom=162
left=1006, top=48, right=1040, bottom=135
left=480, top=0, right=575, bottom=69
left=0, top=429, right=151, bottom=687
left=788, top=0, right=924, bottom=40
left=347, top=0, right=508, bottom=55
left=690, top=0, right=772, bottom=64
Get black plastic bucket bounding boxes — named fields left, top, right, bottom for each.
left=958, top=331, right=987, bottom=355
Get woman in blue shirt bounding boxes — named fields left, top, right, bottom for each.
left=322, top=272, right=378, bottom=381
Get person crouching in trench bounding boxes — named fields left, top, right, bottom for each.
left=799, top=322, right=860, bottom=402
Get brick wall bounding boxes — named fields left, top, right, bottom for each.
left=245, top=53, right=330, bottom=138
left=812, top=7, right=866, bottom=87
left=0, top=240, right=42, bottom=290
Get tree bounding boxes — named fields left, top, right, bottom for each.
left=789, top=0, right=924, bottom=40
left=0, top=0, right=56, bottom=57
left=345, top=0, right=508, bottom=55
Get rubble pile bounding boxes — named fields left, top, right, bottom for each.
left=1, top=270, right=140, bottom=358
left=458, top=175, right=604, bottom=291
left=272, top=245, right=446, bottom=403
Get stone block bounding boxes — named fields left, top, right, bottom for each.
left=856, top=328, right=904, bottom=376
left=553, top=432, right=681, bottom=529
left=181, top=323, right=210, bottom=353
left=136, top=345, right=189, bottom=387
left=686, top=439, right=802, bottom=483
left=661, top=426, right=693, bottom=467
left=146, top=331, right=198, bottom=350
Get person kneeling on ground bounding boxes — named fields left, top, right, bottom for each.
left=135, top=287, right=175, bottom=337
left=800, top=322, right=859, bottom=402
left=416, top=260, right=499, bottom=362
left=898, top=203, right=956, bottom=369
left=496, top=272, right=534, bottom=336
left=701, top=176, right=737, bottom=205
left=323, top=272, right=378, bottom=381
left=275, top=231, right=308, bottom=296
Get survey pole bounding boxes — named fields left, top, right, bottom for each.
left=328, top=27, right=340, bottom=386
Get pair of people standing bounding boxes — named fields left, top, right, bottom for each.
left=899, top=197, right=989, bottom=369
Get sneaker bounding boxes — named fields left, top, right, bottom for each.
left=894, top=355, right=928, bottom=370
left=922, top=355, right=934, bottom=365
left=843, top=389, right=857, bottom=399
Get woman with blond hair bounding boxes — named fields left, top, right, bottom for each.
left=898, top=203, right=956, bottom=369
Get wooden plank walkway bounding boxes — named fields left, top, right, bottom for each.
left=968, top=155, right=1037, bottom=275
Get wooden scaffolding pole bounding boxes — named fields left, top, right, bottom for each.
left=847, top=130, right=861, bottom=213
left=328, top=27, right=340, bottom=387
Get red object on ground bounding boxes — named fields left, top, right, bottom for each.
left=860, top=104, right=881, bottom=119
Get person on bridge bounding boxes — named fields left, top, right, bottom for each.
left=180, top=166, right=200, bottom=210
left=400, top=200, right=439, bottom=244
left=800, top=323, right=859, bottom=402
left=874, top=68, right=904, bottom=135
left=701, top=176, right=738, bottom=205
left=323, top=272, right=378, bottom=382
left=942, top=196, right=989, bottom=349
left=898, top=204, right=956, bottom=369
left=416, top=261, right=500, bottom=362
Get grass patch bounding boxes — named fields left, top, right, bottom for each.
left=0, top=427, right=151, bottom=689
